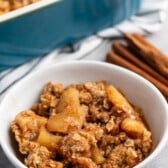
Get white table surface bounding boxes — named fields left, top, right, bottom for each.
left=1, top=11, right=168, bottom=168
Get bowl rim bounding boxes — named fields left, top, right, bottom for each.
left=0, top=60, right=168, bottom=168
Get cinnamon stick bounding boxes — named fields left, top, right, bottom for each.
left=124, top=33, right=168, bottom=78
left=106, top=51, right=168, bottom=101
left=112, top=42, right=168, bottom=86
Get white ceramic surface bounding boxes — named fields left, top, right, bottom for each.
left=0, top=61, right=168, bottom=168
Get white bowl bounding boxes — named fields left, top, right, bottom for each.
left=0, top=60, right=168, bottom=168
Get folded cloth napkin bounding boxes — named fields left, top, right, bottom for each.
left=0, top=0, right=168, bottom=167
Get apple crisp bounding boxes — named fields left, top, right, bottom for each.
left=11, top=81, right=152, bottom=168
left=0, top=0, right=39, bottom=15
